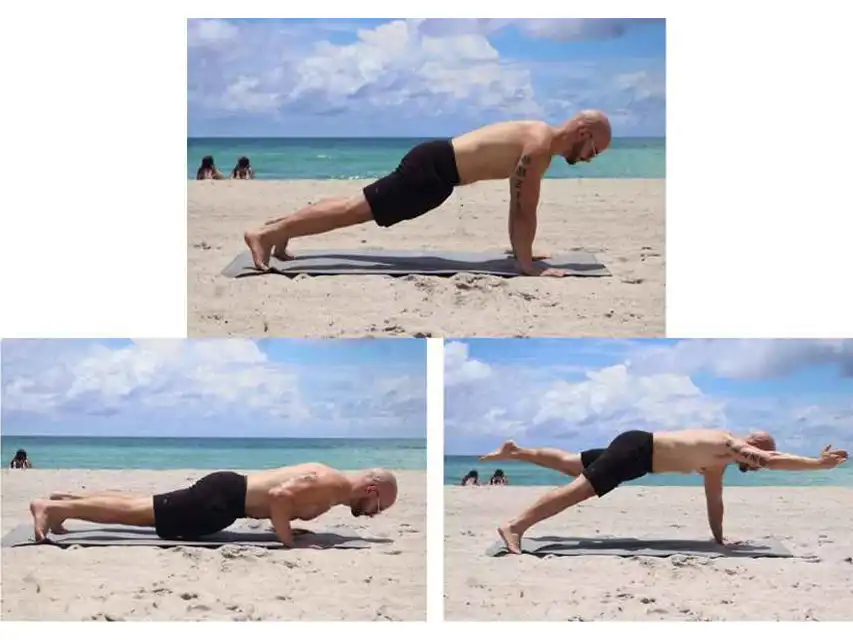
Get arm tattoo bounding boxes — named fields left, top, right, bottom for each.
left=726, top=440, right=768, bottom=467
left=512, top=154, right=532, bottom=216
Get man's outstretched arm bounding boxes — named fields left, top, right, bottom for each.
left=702, top=469, right=725, bottom=544
left=508, top=141, right=551, bottom=276
left=726, top=439, right=849, bottom=471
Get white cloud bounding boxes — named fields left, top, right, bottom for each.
left=2, top=340, right=426, bottom=436
left=288, top=20, right=540, bottom=118
left=220, top=76, right=282, bottom=114
left=3, top=339, right=305, bottom=419
left=190, top=19, right=542, bottom=120
left=532, top=364, right=725, bottom=434
left=626, top=339, right=853, bottom=379
left=444, top=339, right=853, bottom=450
left=414, top=19, right=661, bottom=43
left=187, top=19, right=239, bottom=49
left=444, top=341, right=492, bottom=387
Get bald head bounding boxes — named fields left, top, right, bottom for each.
left=558, top=109, right=612, bottom=164
left=349, top=468, right=398, bottom=517
left=746, top=431, right=777, bottom=452
left=575, top=109, right=611, bottom=129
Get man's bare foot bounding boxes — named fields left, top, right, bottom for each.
left=244, top=229, right=273, bottom=271
left=272, top=244, right=295, bottom=261
left=479, top=440, right=519, bottom=462
left=50, top=521, right=70, bottom=534
left=29, top=500, right=51, bottom=542
left=498, top=523, right=524, bottom=555
left=50, top=492, right=76, bottom=500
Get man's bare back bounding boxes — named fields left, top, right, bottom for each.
left=244, top=462, right=350, bottom=522
left=652, top=429, right=747, bottom=474
left=451, top=121, right=555, bottom=185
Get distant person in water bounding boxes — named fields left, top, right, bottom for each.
left=489, top=469, right=509, bottom=485
left=10, top=449, right=32, bottom=469
left=461, top=470, right=480, bottom=486
left=480, top=429, right=849, bottom=554
left=243, top=111, right=612, bottom=275
left=231, top=156, right=255, bottom=180
left=196, top=155, right=226, bottom=180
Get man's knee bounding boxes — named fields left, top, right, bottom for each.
left=557, top=453, right=583, bottom=476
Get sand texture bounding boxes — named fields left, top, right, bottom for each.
left=1, top=469, right=425, bottom=621
left=444, top=485, right=853, bottom=621
left=188, top=179, right=664, bottom=338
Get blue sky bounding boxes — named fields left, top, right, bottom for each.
left=188, top=18, right=665, bottom=137
left=1, top=339, right=426, bottom=438
left=445, top=339, right=853, bottom=455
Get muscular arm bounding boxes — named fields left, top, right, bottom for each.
left=702, top=469, right=725, bottom=544
left=726, top=438, right=828, bottom=471
left=508, top=141, right=551, bottom=275
left=267, top=472, right=323, bottom=547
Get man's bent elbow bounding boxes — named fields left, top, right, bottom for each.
left=268, top=487, right=290, bottom=501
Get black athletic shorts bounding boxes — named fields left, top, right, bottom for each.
left=363, top=139, right=461, bottom=227
left=580, top=430, right=654, bottom=497
left=153, top=471, right=247, bottom=540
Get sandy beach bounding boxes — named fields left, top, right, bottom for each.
left=444, top=485, right=853, bottom=621
left=1, top=469, right=426, bottom=621
left=188, top=179, right=664, bottom=338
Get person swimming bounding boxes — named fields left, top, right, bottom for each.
left=489, top=469, right=508, bottom=485
left=461, top=469, right=479, bottom=486
left=10, top=449, right=32, bottom=469
left=231, top=156, right=255, bottom=179
left=196, top=155, right=225, bottom=180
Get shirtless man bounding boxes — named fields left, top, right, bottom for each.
left=29, top=463, right=398, bottom=546
left=479, top=429, right=848, bottom=554
left=243, top=110, right=612, bottom=277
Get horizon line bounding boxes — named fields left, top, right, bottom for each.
left=187, top=134, right=666, bottom=140
left=2, top=434, right=426, bottom=440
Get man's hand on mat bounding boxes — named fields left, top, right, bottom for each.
left=818, top=445, right=848, bottom=469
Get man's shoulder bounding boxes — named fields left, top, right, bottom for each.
left=524, top=121, right=554, bottom=146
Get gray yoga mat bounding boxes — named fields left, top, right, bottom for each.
left=221, top=249, right=611, bottom=279
left=1, top=523, right=370, bottom=550
left=485, top=535, right=794, bottom=559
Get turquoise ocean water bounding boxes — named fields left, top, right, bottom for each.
left=445, top=455, right=853, bottom=487
left=1, top=436, right=425, bottom=471
left=187, top=137, right=665, bottom=180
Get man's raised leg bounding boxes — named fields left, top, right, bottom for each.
left=498, top=475, right=597, bottom=554
left=30, top=494, right=155, bottom=541
left=243, top=194, right=374, bottom=270
left=480, top=440, right=585, bottom=476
